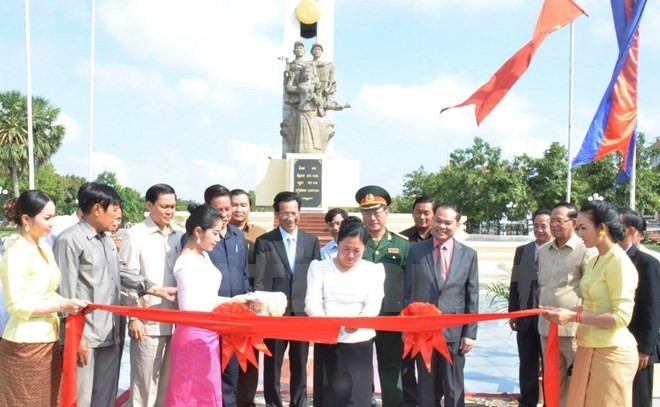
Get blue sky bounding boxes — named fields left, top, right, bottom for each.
left=1, top=0, right=659, bottom=201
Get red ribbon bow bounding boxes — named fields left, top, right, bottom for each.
left=401, top=302, right=452, bottom=371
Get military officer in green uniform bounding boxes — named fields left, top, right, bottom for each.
left=356, top=185, right=412, bottom=407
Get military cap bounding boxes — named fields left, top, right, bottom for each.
left=355, top=185, right=391, bottom=209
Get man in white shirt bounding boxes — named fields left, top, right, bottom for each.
left=320, top=208, right=348, bottom=260
left=119, top=183, right=183, bottom=407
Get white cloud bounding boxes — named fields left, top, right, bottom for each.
left=176, top=77, right=238, bottom=110
left=98, top=0, right=283, bottom=96
left=353, top=74, right=560, bottom=159
left=638, top=106, right=660, bottom=137
left=56, top=150, right=129, bottom=184
left=228, top=139, right=274, bottom=165
left=195, top=113, right=213, bottom=129
left=340, top=0, right=525, bottom=13
left=91, top=152, right=130, bottom=185
left=644, top=3, right=660, bottom=49
left=86, top=62, right=177, bottom=103
left=56, top=111, right=82, bottom=143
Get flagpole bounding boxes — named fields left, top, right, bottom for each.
left=87, top=0, right=96, bottom=181
left=24, top=0, right=35, bottom=190
left=629, top=142, right=636, bottom=210
left=566, top=22, right=574, bottom=203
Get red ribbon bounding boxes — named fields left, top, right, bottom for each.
left=215, top=302, right=272, bottom=372
left=61, top=303, right=557, bottom=407
left=401, top=302, right=452, bottom=371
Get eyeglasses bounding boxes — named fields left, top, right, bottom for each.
left=360, top=207, right=386, bottom=218
left=277, top=211, right=299, bottom=219
left=549, top=218, right=572, bottom=226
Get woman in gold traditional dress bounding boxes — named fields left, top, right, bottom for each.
left=0, top=190, right=87, bottom=406
left=544, top=200, right=638, bottom=406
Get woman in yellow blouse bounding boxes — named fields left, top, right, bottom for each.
left=0, top=190, right=87, bottom=406
left=544, top=200, right=638, bottom=406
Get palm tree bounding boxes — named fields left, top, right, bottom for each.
left=0, top=91, right=65, bottom=196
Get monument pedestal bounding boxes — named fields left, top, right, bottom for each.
left=255, top=154, right=359, bottom=210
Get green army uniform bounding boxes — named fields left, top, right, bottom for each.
left=356, top=184, right=411, bottom=407
left=363, top=229, right=409, bottom=407
left=363, top=229, right=409, bottom=316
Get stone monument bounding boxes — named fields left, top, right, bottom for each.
left=256, top=0, right=360, bottom=210
left=280, top=41, right=349, bottom=155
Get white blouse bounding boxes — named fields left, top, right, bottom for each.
left=174, top=250, right=227, bottom=312
left=305, top=258, right=385, bottom=343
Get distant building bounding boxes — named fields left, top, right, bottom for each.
left=651, top=140, right=660, bottom=168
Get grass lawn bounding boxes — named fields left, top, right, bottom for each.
left=1, top=228, right=16, bottom=237
left=644, top=243, right=660, bottom=252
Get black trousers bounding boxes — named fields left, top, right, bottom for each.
left=222, top=354, right=240, bottom=407
left=632, top=362, right=654, bottom=407
left=402, top=357, right=418, bottom=407
left=263, top=338, right=309, bottom=407
left=416, top=342, right=465, bottom=407
left=313, top=340, right=374, bottom=407
left=237, top=358, right=259, bottom=407
left=516, top=317, right=542, bottom=407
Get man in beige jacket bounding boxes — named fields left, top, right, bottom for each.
left=120, top=184, right=183, bottom=406
left=538, top=202, right=594, bottom=407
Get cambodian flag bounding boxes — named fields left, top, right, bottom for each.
left=572, top=0, right=647, bottom=185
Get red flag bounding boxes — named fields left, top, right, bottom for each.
left=441, top=0, right=585, bottom=125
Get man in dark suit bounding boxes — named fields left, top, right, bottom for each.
left=508, top=209, right=552, bottom=407
left=404, top=203, right=479, bottom=407
left=203, top=184, right=251, bottom=407
left=253, top=191, right=321, bottom=407
left=618, top=208, right=660, bottom=407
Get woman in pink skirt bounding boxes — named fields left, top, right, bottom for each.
left=165, top=204, right=242, bottom=407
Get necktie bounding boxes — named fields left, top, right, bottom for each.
left=435, top=245, right=446, bottom=287
left=286, top=236, right=296, bottom=273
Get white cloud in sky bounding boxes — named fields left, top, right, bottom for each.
left=56, top=111, right=82, bottom=143
left=638, top=106, right=660, bottom=138
left=346, top=0, right=525, bottom=13
left=91, top=152, right=130, bottom=185
left=228, top=139, right=274, bottom=165
left=194, top=113, right=213, bottom=129
left=353, top=74, right=561, bottom=159
left=191, top=158, right=238, bottom=185
left=59, top=151, right=130, bottom=184
left=644, top=3, right=660, bottom=49
left=98, top=0, right=283, bottom=97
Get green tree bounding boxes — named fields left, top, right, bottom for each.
left=400, top=138, right=527, bottom=232
left=176, top=198, right=199, bottom=212
left=118, top=186, right=145, bottom=224
left=94, top=171, right=145, bottom=224
left=95, top=171, right=119, bottom=188
left=0, top=91, right=65, bottom=196
left=572, top=133, right=660, bottom=213
left=58, top=173, right=87, bottom=215
left=15, top=162, right=85, bottom=215
left=515, top=142, right=568, bottom=211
